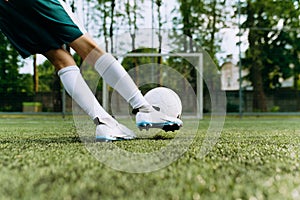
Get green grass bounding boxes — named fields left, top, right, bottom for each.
left=1, top=114, right=300, bottom=200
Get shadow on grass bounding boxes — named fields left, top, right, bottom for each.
left=142, top=135, right=174, bottom=140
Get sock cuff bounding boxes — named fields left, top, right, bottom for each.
left=95, top=53, right=116, bottom=76
left=57, top=66, right=79, bottom=77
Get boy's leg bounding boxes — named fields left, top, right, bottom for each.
left=94, top=53, right=152, bottom=110
left=69, top=35, right=153, bottom=111
left=70, top=35, right=183, bottom=131
left=44, top=48, right=136, bottom=141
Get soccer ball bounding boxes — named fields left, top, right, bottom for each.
left=144, top=87, right=182, bottom=119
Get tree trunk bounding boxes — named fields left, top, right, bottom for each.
left=33, top=54, right=38, bottom=93
left=247, top=0, right=267, bottom=112
left=251, top=59, right=267, bottom=111
left=109, top=0, right=115, bottom=53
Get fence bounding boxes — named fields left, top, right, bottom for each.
left=225, top=89, right=300, bottom=113
left=1, top=89, right=300, bottom=114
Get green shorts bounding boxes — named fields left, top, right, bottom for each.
left=0, top=0, right=86, bottom=58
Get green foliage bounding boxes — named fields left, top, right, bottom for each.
left=19, top=73, right=34, bottom=93
left=1, top=115, right=300, bottom=199
left=0, top=33, right=34, bottom=111
left=240, top=0, right=300, bottom=111
left=173, top=0, right=228, bottom=61
left=167, top=55, right=197, bottom=91
left=0, top=33, right=28, bottom=93
left=169, top=0, right=227, bottom=96
left=121, top=48, right=155, bottom=70
left=243, top=0, right=300, bottom=90
left=37, top=60, right=55, bottom=92
left=36, top=53, right=83, bottom=93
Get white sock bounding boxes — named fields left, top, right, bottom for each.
left=95, top=53, right=152, bottom=111
left=57, top=66, right=112, bottom=121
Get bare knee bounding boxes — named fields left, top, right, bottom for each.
left=43, top=48, right=76, bottom=71
left=69, top=34, right=105, bottom=65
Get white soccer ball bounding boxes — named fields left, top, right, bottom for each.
left=144, top=87, right=182, bottom=119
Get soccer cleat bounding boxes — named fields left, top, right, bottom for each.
left=94, top=117, right=136, bottom=142
left=135, top=109, right=183, bottom=132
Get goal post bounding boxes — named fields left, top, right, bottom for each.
left=102, top=53, right=203, bottom=119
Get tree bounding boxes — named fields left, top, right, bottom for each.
left=36, top=60, right=55, bottom=92
left=170, top=0, right=227, bottom=96
left=0, top=33, right=28, bottom=94
left=173, top=0, right=227, bottom=58
left=241, top=0, right=300, bottom=111
left=0, top=33, right=34, bottom=111
left=87, top=0, right=118, bottom=52
left=125, top=0, right=139, bottom=50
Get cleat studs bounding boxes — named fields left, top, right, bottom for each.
left=146, top=124, right=150, bottom=131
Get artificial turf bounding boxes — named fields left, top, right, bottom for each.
left=0, top=114, right=300, bottom=199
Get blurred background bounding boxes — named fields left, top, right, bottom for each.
left=0, top=0, right=299, bottom=115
